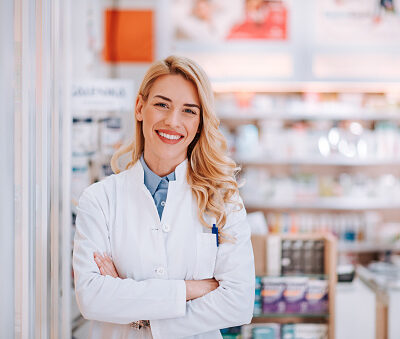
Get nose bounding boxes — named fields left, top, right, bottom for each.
left=164, top=108, right=180, bottom=128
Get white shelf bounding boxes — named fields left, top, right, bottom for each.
left=338, top=242, right=400, bottom=253
left=243, top=197, right=400, bottom=210
left=212, top=81, right=400, bottom=93
left=236, top=156, right=400, bottom=167
left=218, top=111, right=400, bottom=121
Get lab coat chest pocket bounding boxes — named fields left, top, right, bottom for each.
left=194, top=233, right=218, bottom=280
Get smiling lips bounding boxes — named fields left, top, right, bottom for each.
left=156, top=129, right=184, bottom=144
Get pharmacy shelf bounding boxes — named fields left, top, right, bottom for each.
left=258, top=273, right=329, bottom=279
left=252, top=313, right=329, bottom=325
left=212, top=81, right=400, bottom=94
left=218, top=111, right=400, bottom=122
left=253, top=313, right=329, bottom=321
left=357, top=265, right=400, bottom=291
left=338, top=242, right=400, bottom=253
left=235, top=156, right=400, bottom=167
left=243, top=198, right=400, bottom=211
left=251, top=233, right=336, bottom=338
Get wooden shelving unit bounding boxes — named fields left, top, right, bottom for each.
left=251, top=233, right=337, bottom=339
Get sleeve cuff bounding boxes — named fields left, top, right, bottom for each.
left=150, top=280, right=187, bottom=339
left=175, top=279, right=187, bottom=317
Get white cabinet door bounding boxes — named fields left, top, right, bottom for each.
left=335, top=279, right=375, bottom=339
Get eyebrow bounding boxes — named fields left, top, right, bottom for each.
left=153, top=95, right=200, bottom=110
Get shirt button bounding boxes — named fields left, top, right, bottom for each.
left=160, top=201, right=166, bottom=207
left=162, top=223, right=171, bottom=232
left=155, top=266, right=165, bottom=275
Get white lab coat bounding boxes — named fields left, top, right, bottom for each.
left=73, top=158, right=255, bottom=339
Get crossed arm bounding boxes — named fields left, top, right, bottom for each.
left=93, top=252, right=219, bottom=301
left=74, top=188, right=254, bottom=338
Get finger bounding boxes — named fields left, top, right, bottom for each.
left=99, top=260, right=114, bottom=276
left=97, top=254, right=108, bottom=268
left=101, top=254, right=114, bottom=270
left=94, top=256, right=103, bottom=269
left=98, top=257, right=117, bottom=278
left=95, top=255, right=110, bottom=275
left=94, top=252, right=104, bottom=265
left=94, top=252, right=102, bottom=259
left=94, top=253, right=106, bottom=265
left=104, top=253, right=113, bottom=261
left=99, top=266, right=106, bottom=276
left=103, top=254, right=118, bottom=275
left=95, top=252, right=117, bottom=277
left=103, top=254, right=115, bottom=268
left=100, top=257, right=117, bottom=277
left=106, top=262, right=118, bottom=278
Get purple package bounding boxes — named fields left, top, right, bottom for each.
left=261, top=277, right=286, bottom=314
left=306, top=279, right=329, bottom=313
left=283, top=277, right=308, bottom=313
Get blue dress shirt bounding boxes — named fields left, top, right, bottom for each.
left=140, top=154, right=176, bottom=220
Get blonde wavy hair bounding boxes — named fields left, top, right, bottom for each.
left=111, top=55, right=242, bottom=243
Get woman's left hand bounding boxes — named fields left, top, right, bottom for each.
left=94, top=252, right=120, bottom=278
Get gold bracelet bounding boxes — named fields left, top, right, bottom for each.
left=130, top=320, right=150, bottom=330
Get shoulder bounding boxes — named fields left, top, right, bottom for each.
left=220, top=192, right=250, bottom=242
left=225, top=192, right=246, bottom=217
left=223, top=192, right=247, bottom=230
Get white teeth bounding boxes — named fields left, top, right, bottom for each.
left=158, top=131, right=181, bottom=140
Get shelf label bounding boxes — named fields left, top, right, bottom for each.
left=72, top=79, right=134, bottom=111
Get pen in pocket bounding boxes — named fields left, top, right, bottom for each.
left=212, top=223, right=219, bottom=247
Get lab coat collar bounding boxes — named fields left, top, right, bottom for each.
left=130, top=157, right=188, bottom=185
left=174, top=158, right=188, bottom=183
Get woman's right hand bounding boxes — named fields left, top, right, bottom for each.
left=94, top=252, right=120, bottom=278
left=185, top=278, right=219, bottom=301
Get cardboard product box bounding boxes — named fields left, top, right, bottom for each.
left=261, top=277, right=286, bottom=313
left=254, top=276, right=263, bottom=315
left=241, top=323, right=280, bottom=339
left=306, top=279, right=329, bottom=314
left=281, top=324, right=328, bottom=339
left=282, top=277, right=308, bottom=314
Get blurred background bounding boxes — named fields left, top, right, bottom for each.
left=2, top=0, right=400, bottom=338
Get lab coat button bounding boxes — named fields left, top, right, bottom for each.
left=155, top=266, right=165, bottom=275
left=162, top=223, right=171, bottom=232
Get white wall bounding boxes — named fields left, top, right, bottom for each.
left=0, top=0, right=15, bottom=337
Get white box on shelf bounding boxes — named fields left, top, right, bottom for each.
left=266, top=235, right=281, bottom=276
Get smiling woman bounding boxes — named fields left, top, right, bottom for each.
left=135, top=74, right=201, bottom=176
left=72, top=55, right=255, bottom=339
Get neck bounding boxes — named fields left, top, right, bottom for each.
left=143, top=149, right=185, bottom=177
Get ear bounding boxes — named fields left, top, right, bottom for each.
left=135, top=95, right=144, bottom=121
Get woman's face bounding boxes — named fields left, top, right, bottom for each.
left=136, top=74, right=201, bottom=169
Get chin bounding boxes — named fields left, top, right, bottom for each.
left=164, top=151, right=186, bottom=161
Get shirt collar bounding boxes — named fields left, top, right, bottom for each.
left=139, top=154, right=176, bottom=196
